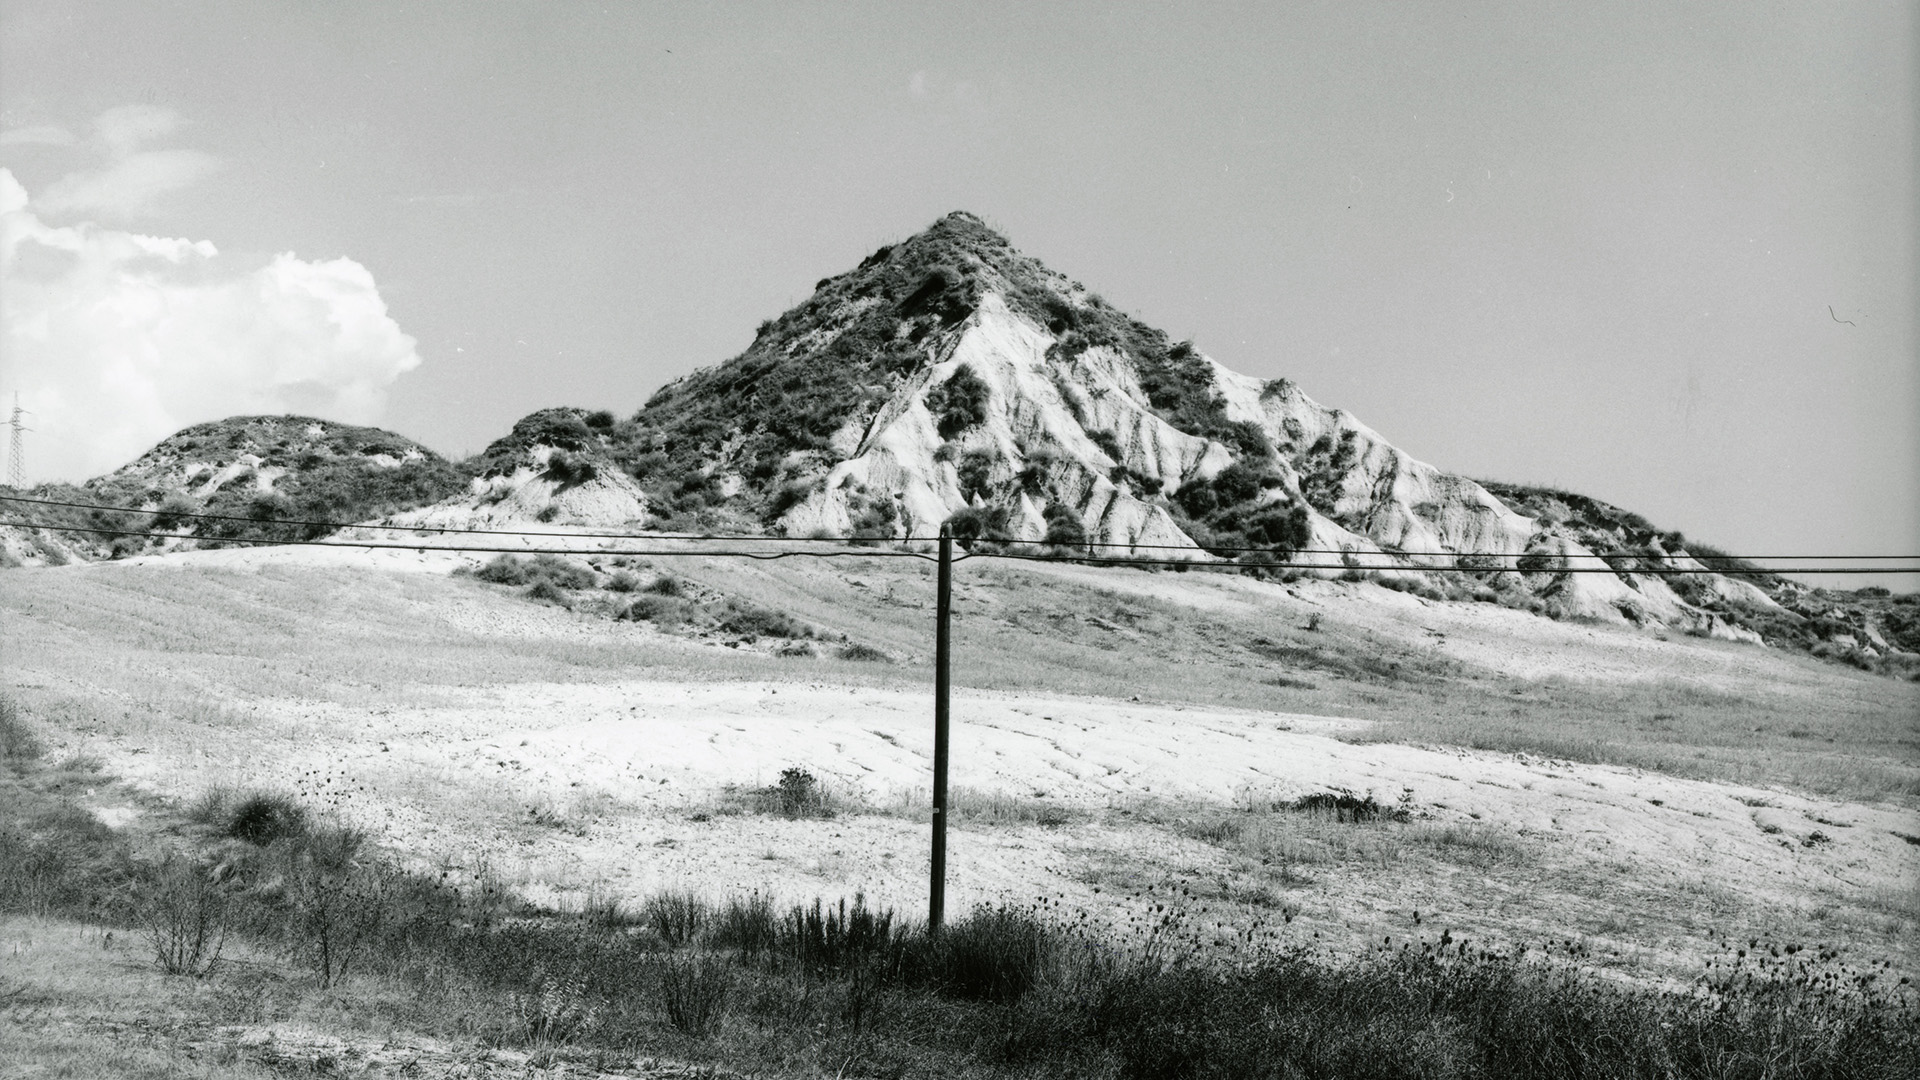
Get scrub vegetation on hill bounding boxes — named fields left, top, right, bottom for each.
left=8, top=416, right=468, bottom=559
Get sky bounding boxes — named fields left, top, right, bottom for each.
left=0, top=1, right=1914, bottom=579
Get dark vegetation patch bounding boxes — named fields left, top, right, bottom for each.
left=925, top=364, right=991, bottom=439
left=1287, top=788, right=1411, bottom=823
left=1297, top=429, right=1361, bottom=519
left=715, top=599, right=813, bottom=641
left=525, top=579, right=572, bottom=605
left=469, top=554, right=598, bottom=590
left=452, top=554, right=841, bottom=654
left=1166, top=464, right=1314, bottom=565
left=943, top=504, right=1014, bottom=548
left=1246, top=632, right=1463, bottom=685
left=193, top=789, right=310, bottom=846
left=1041, top=503, right=1087, bottom=549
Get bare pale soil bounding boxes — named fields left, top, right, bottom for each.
left=2, top=543, right=1916, bottom=1073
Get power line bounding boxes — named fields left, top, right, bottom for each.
left=0, top=518, right=942, bottom=562
left=1, top=492, right=1911, bottom=564
left=5, top=517, right=1916, bottom=575
left=963, top=549, right=1920, bottom=575
left=0, top=492, right=862, bottom=544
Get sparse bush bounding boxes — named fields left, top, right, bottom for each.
left=0, top=804, right=120, bottom=918
left=474, top=553, right=597, bottom=595
left=280, top=824, right=376, bottom=988
left=945, top=505, right=1014, bottom=548
left=580, top=891, right=639, bottom=930
left=527, top=554, right=596, bottom=589
left=605, top=569, right=640, bottom=593
left=849, top=491, right=899, bottom=541
left=0, top=828, right=66, bottom=915
left=245, top=492, right=295, bottom=522
left=622, top=594, right=693, bottom=628
left=780, top=895, right=901, bottom=979
left=773, top=767, right=828, bottom=818
left=656, top=952, right=731, bottom=1036
left=718, top=601, right=810, bottom=640
left=644, top=574, right=684, bottom=596
left=1042, top=503, right=1087, bottom=549
left=767, top=478, right=815, bottom=518
left=475, top=554, right=532, bottom=585
left=545, top=450, right=598, bottom=485
left=711, top=892, right=779, bottom=960
left=149, top=492, right=199, bottom=532
left=642, top=891, right=711, bottom=947
left=837, top=642, right=891, bottom=662
left=138, top=853, right=230, bottom=977
left=527, top=579, right=571, bottom=605
left=1087, top=429, right=1125, bottom=462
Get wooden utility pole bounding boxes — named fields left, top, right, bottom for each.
left=929, top=524, right=953, bottom=933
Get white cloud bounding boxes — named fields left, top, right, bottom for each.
left=27, top=105, right=219, bottom=221
left=0, top=124, right=76, bottom=148
left=0, top=168, right=424, bottom=483
left=94, top=104, right=184, bottom=157
left=36, top=148, right=220, bottom=220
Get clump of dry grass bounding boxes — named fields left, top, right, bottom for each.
left=0, top=695, right=42, bottom=762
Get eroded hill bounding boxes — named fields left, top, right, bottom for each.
left=0, top=416, right=464, bottom=564
left=3, top=213, right=1914, bottom=674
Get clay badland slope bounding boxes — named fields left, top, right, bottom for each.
left=409, top=212, right=1909, bottom=656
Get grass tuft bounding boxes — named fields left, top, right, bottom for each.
left=225, top=791, right=310, bottom=846
left=0, top=696, right=42, bottom=762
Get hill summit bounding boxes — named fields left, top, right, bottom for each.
left=427, top=211, right=1766, bottom=634
left=9, top=212, right=1914, bottom=663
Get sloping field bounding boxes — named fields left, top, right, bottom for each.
left=4, top=545, right=1915, bottom=986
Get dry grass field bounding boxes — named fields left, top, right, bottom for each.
left=3, top=545, right=1917, bottom=1076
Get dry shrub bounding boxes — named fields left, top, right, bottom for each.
left=139, top=853, right=230, bottom=977
left=656, top=953, right=732, bottom=1036
left=641, top=891, right=711, bottom=947
left=509, top=969, right=602, bottom=1047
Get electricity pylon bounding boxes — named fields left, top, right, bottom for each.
left=6, top=394, right=30, bottom=490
